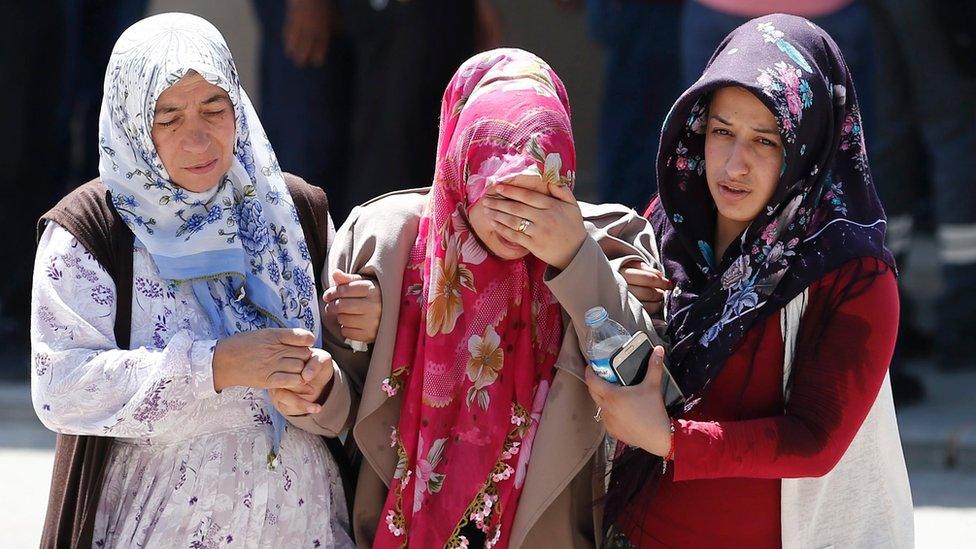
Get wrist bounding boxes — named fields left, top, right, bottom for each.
left=211, top=340, right=232, bottom=392
left=549, top=231, right=586, bottom=271
left=643, top=416, right=675, bottom=456
left=315, top=371, right=337, bottom=405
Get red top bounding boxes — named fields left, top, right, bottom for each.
left=621, top=257, right=898, bottom=547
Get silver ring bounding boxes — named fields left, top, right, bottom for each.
left=593, top=407, right=603, bottom=423
left=516, top=218, right=531, bottom=233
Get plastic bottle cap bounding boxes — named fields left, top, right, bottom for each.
left=584, top=306, right=609, bottom=327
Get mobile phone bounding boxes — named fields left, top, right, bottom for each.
left=609, top=332, right=685, bottom=408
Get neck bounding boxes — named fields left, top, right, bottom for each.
left=713, top=214, right=750, bottom=263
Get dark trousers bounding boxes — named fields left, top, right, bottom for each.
left=0, top=1, right=67, bottom=330
left=869, top=0, right=976, bottom=366
left=586, top=0, right=683, bottom=210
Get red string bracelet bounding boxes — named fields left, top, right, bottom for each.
left=661, top=419, right=676, bottom=475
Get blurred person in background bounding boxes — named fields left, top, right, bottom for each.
left=254, top=0, right=502, bottom=225
left=679, top=0, right=876, bottom=146
left=867, top=0, right=976, bottom=377
left=0, top=0, right=148, bottom=356
left=585, top=0, right=684, bottom=209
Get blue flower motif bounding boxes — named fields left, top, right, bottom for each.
left=172, top=188, right=187, bottom=202
left=298, top=240, right=311, bottom=261
left=237, top=199, right=271, bottom=256
left=206, top=205, right=223, bottom=223
left=292, top=267, right=314, bottom=299
left=183, top=213, right=205, bottom=234
left=267, top=259, right=281, bottom=284
left=672, top=213, right=684, bottom=224
left=277, top=248, right=293, bottom=267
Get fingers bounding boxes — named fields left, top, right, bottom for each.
left=270, top=388, right=322, bottom=416
left=339, top=326, right=373, bottom=342
left=273, top=328, right=316, bottom=348
left=275, top=356, right=308, bottom=375
left=331, top=269, right=363, bottom=286
left=330, top=279, right=376, bottom=300
left=547, top=180, right=578, bottom=205
left=584, top=365, right=613, bottom=407
left=309, top=31, right=329, bottom=67
left=494, top=183, right=556, bottom=209
left=639, top=346, right=666, bottom=390
left=627, top=285, right=667, bottom=304
left=267, top=371, right=307, bottom=390
left=486, top=208, right=532, bottom=234
left=302, top=349, right=335, bottom=385
left=489, top=219, right=532, bottom=248
left=481, top=196, right=542, bottom=221
left=620, top=264, right=674, bottom=291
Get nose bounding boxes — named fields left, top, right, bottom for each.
left=180, top=119, right=211, bottom=154
left=725, top=140, right=750, bottom=180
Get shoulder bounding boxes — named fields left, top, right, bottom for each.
left=805, top=256, right=898, bottom=329
left=578, top=200, right=641, bottom=223
left=341, top=188, right=430, bottom=233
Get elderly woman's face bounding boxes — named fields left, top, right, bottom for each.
left=151, top=72, right=235, bottom=193
left=704, top=86, right=783, bottom=227
left=468, top=174, right=548, bottom=260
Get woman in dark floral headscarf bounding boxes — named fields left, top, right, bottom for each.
left=585, top=14, right=913, bottom=548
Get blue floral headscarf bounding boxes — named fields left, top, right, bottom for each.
left=98, top=13, right=321, bottom=457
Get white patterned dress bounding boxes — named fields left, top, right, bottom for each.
left=31, top=223, right=353, bottom=548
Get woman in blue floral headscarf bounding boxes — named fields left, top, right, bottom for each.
left=31, top=13, right=358, bottom=547
left=586, top=14, right=913, bottom=548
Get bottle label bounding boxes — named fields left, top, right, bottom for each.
left=589, top=357, right=620, bottom=384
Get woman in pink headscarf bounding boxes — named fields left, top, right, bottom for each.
left=289, top=49, right=665, bottom=548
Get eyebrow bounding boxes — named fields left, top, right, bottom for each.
left=710, top=113, right=779, bottom=136
left=155, top=93, right=229, bottom=115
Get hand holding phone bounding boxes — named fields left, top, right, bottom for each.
left=609, top=332, right=684, bottom=408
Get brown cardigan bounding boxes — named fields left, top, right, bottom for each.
left=35, top=174, right=335, bottom=549
left=291, top=188, right=665, bottom=548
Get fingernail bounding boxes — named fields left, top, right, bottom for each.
left=654, top=346, right=665, bottom=359
left=307, top=405, right=320, bottom=414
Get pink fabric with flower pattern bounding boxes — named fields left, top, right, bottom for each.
left=374, top=49, right=575, bottom=549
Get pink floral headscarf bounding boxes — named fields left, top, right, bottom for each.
left=374, top=49, right=575, bottom=549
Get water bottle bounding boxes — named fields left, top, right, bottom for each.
left=584, top=306, right=631, bottom=384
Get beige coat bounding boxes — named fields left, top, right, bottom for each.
left=291, top=188, right=663, bottom=548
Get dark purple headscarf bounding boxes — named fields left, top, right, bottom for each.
left=607, top=13, right=895, bottom=530
left=653, top=14, right=894, bottom=407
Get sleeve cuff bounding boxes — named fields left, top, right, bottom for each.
left=189, top=339, right=220, bottom=400
left=287, top=362, right=353, bottom=437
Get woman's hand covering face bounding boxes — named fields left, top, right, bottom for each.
left=473, top=175, right=586, bottom=270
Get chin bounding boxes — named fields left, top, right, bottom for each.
left=488, top=237, right=530, bottom=261
left=174, top=173, right=223, bottom=193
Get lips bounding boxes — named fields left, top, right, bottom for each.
left=185, top=158, right=218, bottom=174
left=496, top=232, right=526, bottom=252
left=717, top=180, right=751, bottom=202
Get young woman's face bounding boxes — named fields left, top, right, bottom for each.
left=151, top=72, right=236, bottom=193
left=468, top=174, right=548, bottom=260
left=704, top=86, right=784, bottom=229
